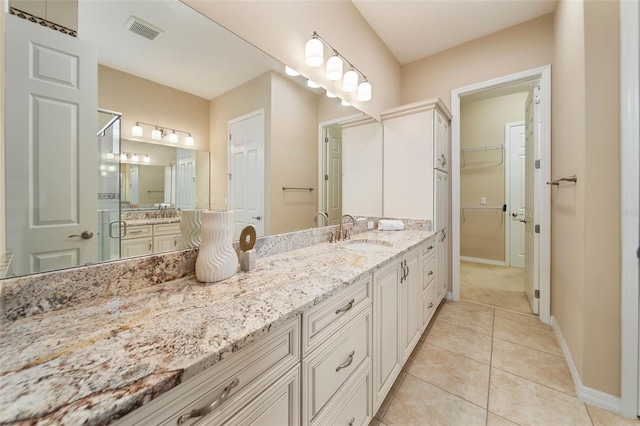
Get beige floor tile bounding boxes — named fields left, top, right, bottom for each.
left=403, top=337, right=425, bottom=373
left=438, top=303, right=494, bottom=336
left=489, top=368, right=591, bottom=426
left=587, top=403, right=640, bottom=425
left=446, top=299, right=496, bottom=317
left=494, top=308, right=550, bottom=330
left=409, top=343, right=490, bottom=408
left=487, top=412, right=518, bottom=426
left=491, top=338, right=576, bottom=396
left=493, top=317, right=562, bottom=356
left=383, top=374, right=486, bottom=426
left=369, top=418, right=389, bottom=426
left=375, top=371, right=406, bottom=421
left=426, top=319, right=493, bottom=364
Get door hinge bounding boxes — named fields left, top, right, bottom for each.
left=534, top=96, right=541, bottom=105
left=324, top=174, right=329, bottom=181
left=325, top=137, right=329, bottom=143
left=535, top=159, right=540, bottom=169
left=534, top=289, right=540, bottom=299
left=535, top=224, right=540, bottom=234
left=227, top=173, right=232, bottom=181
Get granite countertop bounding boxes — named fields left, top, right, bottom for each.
left=0, top=229, right=433, bottom=424
left=124, top=217, right=181, bottom=227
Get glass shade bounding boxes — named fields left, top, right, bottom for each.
left=151, top=129, right=162, bottom=140
left=326, top=55, right=343, bottom=81
left=185, top=135, right=194, bottom=146
left=285, top=66, right=300, bottom=76
left=343, top=69, right=358, bottom=92
left=305, top=37, right=323, bottom=67
left=169, top=131, right=178, bottom=143
left=132, top=124, right=143, bottom=137
left=357, top=81, right=372, bottom=101
left=307, top=79, right=320, bottom=89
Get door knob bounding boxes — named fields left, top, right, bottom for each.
left=251, top=215, right=262, bottom=221
left=511, top=212, right=518, bottom=217
left=519, top=219, right=527, bottom=223
left=68, top=231, right=94, bottom=240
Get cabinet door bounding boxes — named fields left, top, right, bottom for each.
left=434, top=110, right=450, bottom=172
left=401, top=248, right=422, bottom=362
left=121, top=237, right=152, bottom=258
left=154, top=234, right=180, bottom=253
left=373, top=261, right=402, bottom=409
left=435, top=171, right=449, bottom=300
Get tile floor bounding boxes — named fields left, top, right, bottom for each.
left=460, top=261, right=531, bottom=314
left=370, top=300, right=640, bottom=426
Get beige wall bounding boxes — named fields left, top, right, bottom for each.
left=98, top=65, right=210, bottom=153
left=460, top=92, right=528, bottom=262
left=270, top=72, right=319, bottom=234
left=551, top=0, right=621, bottom=396
left=183, top=0, right=401, bottom=120
left=401, top=14, right=554, bottom=110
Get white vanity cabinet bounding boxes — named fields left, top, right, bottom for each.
left=116, top=317, right=301, bottom=426
left=434, top=109, right=450, bottom=172
left=435, top=170, right=449, bottom=301
left=421, top=237, right=438, bottom=330
left=373, top=245, right=423, bottom=411
left=302, top=274, right=373, bottom=426
left=153, top=223, right=182, bottom=253
left=120, top=224, right=153, bottom=257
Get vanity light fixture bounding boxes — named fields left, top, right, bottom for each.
left=120, top=152, right=151, bottom=163
left=131, top=121, right=195, bottom=146
left=143, top=155, right=151, bottom=163
left=285, top=66, right=300, bottom=76
left=132, top=122, right=143, bottom=137
left=131, top=153, right=139, bottom=162
left=106, top=152, right=114, bottom=160
left=304, top=31, right=372, bottom=101
left=120, top=153, right=127, bottom=161
left=307, top=79, right=320, bottom=89
left=341, top=99, right=351, bottom=107
left=326, top=90, right=337, bottom=98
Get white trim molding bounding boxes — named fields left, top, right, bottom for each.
left=619, top=0, right=640, bottom=418
left=451, top=65, right=552, bottom=325
left=460, top=256, right=506, bottom=267
left=551, top=316, right=623, bottom=414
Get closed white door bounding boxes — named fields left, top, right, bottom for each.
left=176, top=148, right=196, bottom=209
left=508, top=122, right=526, bottom=268
left=5, top=15, right=98, bottom=275
left=324, top=126, right=342, bottom=226
left=524, top=84, right=541, bottom=314
left=228, top=110, right=265, bottom=239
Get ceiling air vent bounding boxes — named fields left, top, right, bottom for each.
left=125, top=16, right=163, bottom=41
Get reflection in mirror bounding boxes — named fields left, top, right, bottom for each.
left=2, top=0, right=382, bottom=279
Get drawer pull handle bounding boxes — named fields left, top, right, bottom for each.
left=336, top=350, right=355, bottom=372
left=335, top=299, right=355, bottom=315
left=428, top=302, right=434, bottom=308
left=348, top=417, right=355, bottom=426
left=428, top=271, right=434, bottom=276
left=177, top=378, right=240, bottom=424
left=427, top=245, right=434, bottom=250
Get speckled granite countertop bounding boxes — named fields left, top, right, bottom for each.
left=124, top=217, right=181, bottom=226
left=0, top=229, right=433, bottom=424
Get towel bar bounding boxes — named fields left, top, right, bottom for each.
left=547, top=175, right=577, bottom=185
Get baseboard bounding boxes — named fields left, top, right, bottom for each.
left=551, top=316, right=624, bottom=415
left=460, top=256, right=506, bottom=267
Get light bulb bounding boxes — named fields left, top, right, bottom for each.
left=169, top=131, right=178, bottom=143
left=132, top=122, right=143, bottom=137
left=341, top=99, right=351, bottom=107
left=132, top=154, right=139, bottom=162
left=151, top=128, right=162, bottom=140
left=357, top=80, right=372, bottom=101
left=185, top=134, right=194, bottom=146
left=326, top=90, right=337, bottom=98
left=307, top=79, right=320, bottom=89
left=343, top=69, right=358, bottom=92
left=143, top=155, right=150, bottom=163
left=285, top=66, right=300, bottom=76
left=326, top=54, right=343, bottom=81
left=305, top=37, right=323, bottom=67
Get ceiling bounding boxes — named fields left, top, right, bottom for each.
left=352, top=0, right=557, bottom=65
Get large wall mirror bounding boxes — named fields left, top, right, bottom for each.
left=3, top=0, right=383, bottom=278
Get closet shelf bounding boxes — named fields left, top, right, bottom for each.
left=461, top=205, right=506, bottom=225
left=460, top=144, right=505, bottom=167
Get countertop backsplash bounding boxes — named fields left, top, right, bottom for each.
left=1, top=217, right=431, bottom=322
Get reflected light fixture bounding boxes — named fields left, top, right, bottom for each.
left=326, top=90, right=337, bottom=98
left=357, top=80, right=372, bottom=102
left=169, top=130, right=178, bottom=143
left=143, top=155, right=151, bottom=163
left=131, top=153, right=139, bottom=162
left=341, top=99, right=351, bottom=107
left=185, top=133, right=194, bottom=146
left=305, top=34, right=323, bottom=66
left=132, top=122, right=143, bottom=137
left=108, top=165, right=116, bottom=172
left=106, top=152, right=114, bottom=160
left=285, top=66, right=300, bottom=76
left=131, top=121, right=195, bottom=145
left=304, top=31, right=371, bottom=101
left=307, top=79, right=320, bottom=89
left=120, top=153, right=127, bottom=161
left=326, top=54, right=343, bottom=81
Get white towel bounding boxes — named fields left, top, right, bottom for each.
left=378, top=219, right=405, bottom=231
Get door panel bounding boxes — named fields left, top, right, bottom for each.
left=326, top=127, right=342, bottom=226
left=5, top=15, right=97, bottom=275
left=508, top=123, right=526, bottom=268
left=524, top=85, right=540, bottom=314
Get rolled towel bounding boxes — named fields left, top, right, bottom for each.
left=378, top=219, right=405, bottom=231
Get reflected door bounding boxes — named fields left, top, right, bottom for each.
left=176, top=148, right=196, bottom=209
left=524, top=84, right=540, bottom=314
left=324, top=126, right=343, bottom=226
left=228, top=110, right=264, bottom=239
left=5, top=15, right=98, bottom=275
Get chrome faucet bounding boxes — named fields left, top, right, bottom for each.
left=313, top=212, right=328, bottom=227
left=337, top=214, right=356, bottom=241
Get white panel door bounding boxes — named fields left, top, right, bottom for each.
left=5, top=15, right=98, bottom=275
left=325, top=127, right=342, bottom=226
left=435, top=170, right=449, bottom=299
left=508, top=123, right=526, bottom=268
left=228, top=110, right=264, bottom=239
left=524, top=85, right=540, bottom=314
left=176, top=148, right=196, bottom=209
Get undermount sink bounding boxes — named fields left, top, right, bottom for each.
left=343, top=239, right=393, bottom=252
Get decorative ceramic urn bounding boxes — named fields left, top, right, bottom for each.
left=195, top=210, right=238, bottom=282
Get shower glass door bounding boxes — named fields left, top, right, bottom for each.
left=97, top=114, right=121, bottom=261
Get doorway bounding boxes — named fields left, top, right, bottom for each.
left=451, top=66, right=552, bottom=324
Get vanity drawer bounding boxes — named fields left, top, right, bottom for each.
left=422, top=238, right=436, bottom=259
left=123, top=224, right=152, bottom=239
left=422, top=281, right=438, bottom=328
left=304, top=308, right=371, bottom=423
left=154, top=222, right=181, bottom=236
left=303, top=273, right=372, bottom=355
left=422, top=256, right=436, bottom=290
left=117, top=317, right=300, bottom=426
